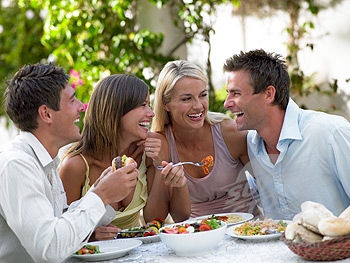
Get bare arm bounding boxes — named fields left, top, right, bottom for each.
left=59, top=155, right=86, bottom=204
left=143, top=132, right=171, bottom=222
left=143, top=132, right=191, bottom=223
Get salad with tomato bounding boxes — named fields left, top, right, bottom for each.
left=118, top=218, right=165, bottom=238
left=161, top=218, right=223, bottom=234
left=76, top=244, right=100, bottom=255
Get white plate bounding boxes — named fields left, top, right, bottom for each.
left=72, top=239, right=142, bottom=261
left=226, top=220, right=290, bottom=241
left=189, top=213, right=254, bottom=226
left=132, top=234, right=160, bottom=243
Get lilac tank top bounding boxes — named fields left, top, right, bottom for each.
left=165, top=123, right=257, bottom=217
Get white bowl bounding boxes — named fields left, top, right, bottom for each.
left=159, top=221, right=227, bottom=256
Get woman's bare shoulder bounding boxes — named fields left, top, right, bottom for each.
left=60, top=154, right=88, bottom=181
left=220, top=119, right=246, bottom=134
left=219, top=119, right=248, bottom=159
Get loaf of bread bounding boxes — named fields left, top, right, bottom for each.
left=318, top=217, right=350, bottom=237
left=285, top=221, right=299, bottom=240
left=301, top=201, right=335, bottom=234
left=294, top=224, right=323, bottom=243
left=339, top=206, right=350, bottom=218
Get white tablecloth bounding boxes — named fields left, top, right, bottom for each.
left=65, top=235, right=350, bottom=263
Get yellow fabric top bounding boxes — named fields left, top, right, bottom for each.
left=80, top=153, right=148, bottom=229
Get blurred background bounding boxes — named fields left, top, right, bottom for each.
left=1, top=0, right=349, bottom=144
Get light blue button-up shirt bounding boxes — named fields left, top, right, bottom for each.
left=247, top=99, right=350, bottom=220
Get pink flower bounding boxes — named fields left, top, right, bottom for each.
left=69, top=69, right=83, bottom=89
left=83, top=103, right=89, bottom=112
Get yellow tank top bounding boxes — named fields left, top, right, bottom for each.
left=80, top=153, right=148, bottom=229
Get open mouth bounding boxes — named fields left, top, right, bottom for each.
left=233, top=111, right=244, bottom=117
left=188, top=113, right=202, bottom=120
left=139, top=121, right=150, bottom=129
left=74, top=117, right=80, bottom=126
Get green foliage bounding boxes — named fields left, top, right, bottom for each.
left=40, top=0, right=173, bottom=103
left=0, top=0, right=346, bottom=121
left=0, top=0, right=49, bottom=116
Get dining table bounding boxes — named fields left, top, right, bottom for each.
left=65, top=233, right=349, bottom=263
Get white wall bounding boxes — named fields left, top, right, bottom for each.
left=188, top=1, right=350, bottom=118
left=0, top=117, right=18, bottom=145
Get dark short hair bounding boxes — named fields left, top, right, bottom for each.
left=5, top=63, right=69, bottom=131
left=223, top=49, right=290, bottom=109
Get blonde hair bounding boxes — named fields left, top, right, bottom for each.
left=151, top=60, right=230, bottom=133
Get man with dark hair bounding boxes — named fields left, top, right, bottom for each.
left=0, top=63, right=139, bottom=262
left=223, top=49, right=350, bottom=220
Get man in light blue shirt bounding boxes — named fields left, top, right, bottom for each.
left=223, top=49, right=350, bottom=220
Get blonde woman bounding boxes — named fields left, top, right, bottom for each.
left=151, top=60, right=260, bottom=218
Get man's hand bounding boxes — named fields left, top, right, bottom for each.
left=93, top=162, right=139, bottom=206
left=90, top=224, right=121, bottom=241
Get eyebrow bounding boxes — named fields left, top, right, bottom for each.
left=69, top=91, right=77, bottom=100
left=179, top=89, right=207, bottom=96
left=227, top=87, right=239, bottom=92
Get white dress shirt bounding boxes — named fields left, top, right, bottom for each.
left=248, top=99, right=350, bottom=220
left=0, top=132, right=111, bottom=263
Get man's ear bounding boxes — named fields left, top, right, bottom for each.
left=37, top=105, right=53, bottom=124
left=265, top=85, right=276, bottom=104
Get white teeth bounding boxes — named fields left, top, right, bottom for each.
left=188, top=113, right=201, bottom=117
left=74, top=119, right=80, bottom=123
left=139, top=122, right=150, bottom=126
left=233, top=111, right=244, bottom=116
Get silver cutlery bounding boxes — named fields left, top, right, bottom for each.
left=157, top=161, right=205, bottom=170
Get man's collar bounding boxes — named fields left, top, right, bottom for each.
left=20, top=131, right=55, bottom=168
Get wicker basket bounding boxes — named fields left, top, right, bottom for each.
left=280, top=233, right=350, bottom=261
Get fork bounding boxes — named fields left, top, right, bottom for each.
left=156, top=161, right=205, bottom=170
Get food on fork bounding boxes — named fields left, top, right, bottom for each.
left=201, top=155, right=214, bottom=175
left=111, top=155, right=136, bottom=171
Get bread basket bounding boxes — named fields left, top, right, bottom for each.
left=280, top=233, right=350, bottom=261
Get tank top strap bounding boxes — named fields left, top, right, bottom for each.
left=79, top=153, right=91, bottom=196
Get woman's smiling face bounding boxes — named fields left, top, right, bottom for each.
left=164, top=77, right=208, bottom=129
left=121, top=93, right=154, bottom=141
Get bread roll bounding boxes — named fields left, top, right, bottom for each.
left=339, top=206, right=350, bottom=218
left=111, top=155, right=136, bottom=172
left=318, top=217, right=350, bottom=237
left=285, top=221, right=299, bottom=240
left=292, top=212, right=303, bottom=224
left=124, top=157, right=135, bottom=166
left=294, top=224, right=323, bottom=243
left=301, top=201, right=335, bottom=234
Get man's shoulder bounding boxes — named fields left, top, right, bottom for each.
left=0, top=137, right=34, bottom=162
left=300, top=109, right=350, bottom=129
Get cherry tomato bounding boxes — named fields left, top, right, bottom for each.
left=198, top=224, right=212, bottom=231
